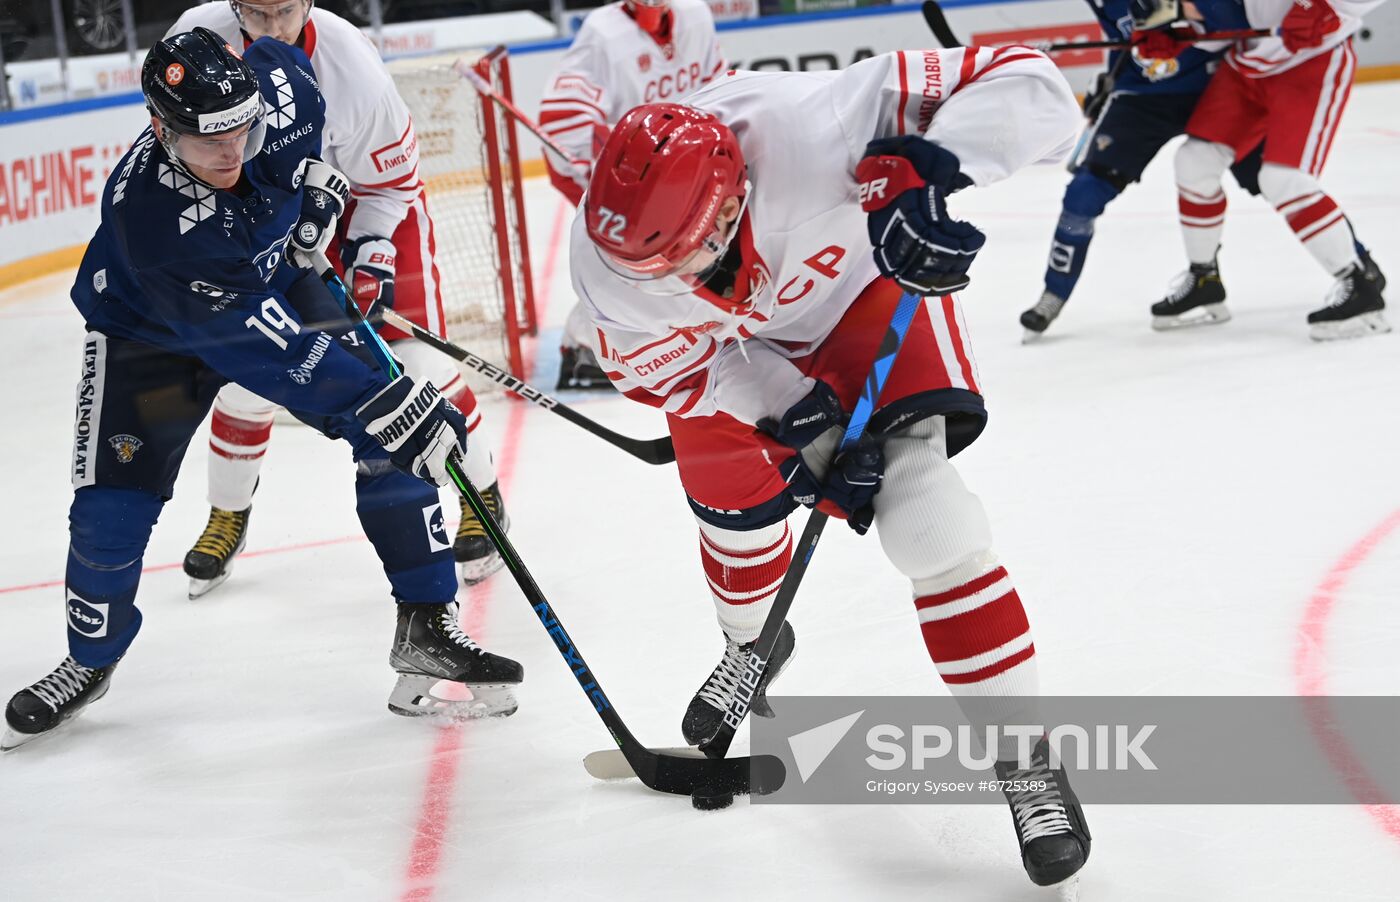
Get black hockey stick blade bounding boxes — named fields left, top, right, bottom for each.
left=921, top=1, right=963, bottom=48
left=611, top=742, right=787, bottom=796
left=380, top=309, right=676, bottom=465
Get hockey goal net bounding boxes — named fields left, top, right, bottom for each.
left=387, top=47, right=536, bottom=388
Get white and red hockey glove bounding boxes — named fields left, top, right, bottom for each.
left=1280, top=0, right=1340, bottom=52
left=343, top=235, right=396, bottom=320
left=289, top=160, right=350, bottom=269
left=855, top=136, right=983, bottom=297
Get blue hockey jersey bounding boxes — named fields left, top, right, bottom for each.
left=1088, top=0, right=1247, bottom=95
left=71, top=37, right=385, bottom=419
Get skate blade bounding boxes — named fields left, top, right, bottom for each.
left=1151, top=303, right=1231, bottom=331
left=1310, top=311, right=1391, bottom=341
left=187, top=569, right=232, bottom=600
left=1050, top=873, right=1082, bottom=901
left=583, top=746, right=703, bottom=781
left=0, top=725, right=43, bottom=751
left=457, top=553, right=505, bottom=587
left=388, top=674, right=519, bottom=720
left=1022, top=328, right=1048, bottom=345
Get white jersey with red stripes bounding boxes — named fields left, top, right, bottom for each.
left=568, top=47, right=1079, bottom=425
left=1231, top=0, right=1385, bottom=76
left=168, top=5, right=421, bottom=240
left=540, top=0, right=725, bottom=191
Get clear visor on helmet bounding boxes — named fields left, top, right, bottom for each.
left=163, top=94, right=267, bottom=176
left=230, top=0, right=312, bottom=41
left=628, top=0, right=668, bottom=7
left=594, top=183, right=750, bottom=297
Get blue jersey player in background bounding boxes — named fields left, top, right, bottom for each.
left=3, top=29, right=523, bottom=751
left=1021, top=0, right=1381, bottom=339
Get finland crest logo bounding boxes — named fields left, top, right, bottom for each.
left=108, top=434, right=143, bottom=463
left=266, top=67, right=297, bottom=131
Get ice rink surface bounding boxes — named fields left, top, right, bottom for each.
left=1, top=82, right=1398, bottom=902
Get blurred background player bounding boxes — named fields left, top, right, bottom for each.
left=2, top=30, right=522, bottom=751
left=574, top=45, right=1090, bottom=888
left=1022, top=0, right=1263, bottom=339
left=1153, top=0, right=1389, bottom=338
left=168, top=0, right=511, bottom=597
left=537, top=0, right=725, bottom=389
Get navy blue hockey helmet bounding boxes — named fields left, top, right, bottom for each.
left=142, top=28, right=266, bottom=173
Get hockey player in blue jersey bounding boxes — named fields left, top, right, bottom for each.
left=1021, top=0, right=1382, bottom=339
left=2, top=29, right=523, bottom=751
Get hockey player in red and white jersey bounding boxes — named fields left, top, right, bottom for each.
left=539, top=0, right=725, bottom=389
left=572, top=49, right=1090, bottom=889
left=1151, top=0, right=1389, bottom=338
left=167, top=0, right=511, bottom=596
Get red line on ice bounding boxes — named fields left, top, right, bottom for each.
left=399, top=196, right=571, bottom=902
left=1293, top=507, right=1400, bottom=842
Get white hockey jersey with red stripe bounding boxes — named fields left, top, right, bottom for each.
left=168, top=5, right=421, bottom=240
left=569, top=47, right=1079, bottom=425
left=540, top=0, right=725, bottom=200
left=1230, top=0, right=1385, bottom=76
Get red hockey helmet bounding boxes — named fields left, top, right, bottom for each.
left=585, top=103, right=747, bottom=281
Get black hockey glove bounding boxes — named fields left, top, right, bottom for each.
left=1082, top=70, right=1112, bottom=122
left=855, top=135, right=984, bottom=297
left=777, top=438, right=884, bottom=536
left=343, top=235, right=397, bottom=320
left=356, top=375, right=468, bottom=487
left=757, top=380, right=845, bottom=450
left=289, top=160, right=350, bottom=269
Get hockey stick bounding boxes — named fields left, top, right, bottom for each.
left=920, top=1, right=1269, bottom=51
left=312, top=251, right=781, bottom=799
left=380, top=308, right=676, bottom=466
left=698, top=286, right=927, bottom=760
left=584, top=282, right=939, bottom=780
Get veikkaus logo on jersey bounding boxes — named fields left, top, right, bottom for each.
left=265, top=67, right=297, bottom=131
left=158, top=162, right=218, bottom=234
left=198, top=92, right=262, bottom=134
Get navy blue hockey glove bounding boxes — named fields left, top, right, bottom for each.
left=343, top=235, right=396, bottom=320
left=757, top=380, right=845, bottom=450
left=356, top=375, right=468, bottom=487
left=289, top=160, right=350, bottom=269
left=855, top=135, right=984, bottom=296
left=776, top=438, right=884, bottom=536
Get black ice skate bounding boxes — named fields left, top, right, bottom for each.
left=681, top=621, right=796, bottom=747
left=1151, top=261, right=1230, bottom=330
left=555, top=345, right=612, bottom=391
left=1308, top=261, right=1390, bottom=341
left=388, top=602, right=523, bottom=719
left=454, top=482, right=508, bottom=586
left=996, top=737, right=1091, bottom=891
left=183, top=504, right=250, bottom=599
left=1359, top=247, right=1387, bottom=293
left=1020, top=291, right=1067, bottom=343
left=2, top=655, right=120, bottom=751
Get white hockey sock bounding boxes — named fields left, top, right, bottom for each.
left=207, top=402, right=274, bottom=512
left=1175, top=139, right=1234, bottom=266
left=1260, top=164, right=1359, bottom=275
left=696, top=519, right=792, bottom=644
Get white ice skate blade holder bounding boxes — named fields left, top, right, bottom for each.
left=1151, top=302, right=1232, bottom=331
left=388, top=673, right=518, bottom=720
left=1310, top=311, right=1391, bottom=341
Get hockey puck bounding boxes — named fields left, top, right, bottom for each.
left=690, top=785, right=735, bottom=811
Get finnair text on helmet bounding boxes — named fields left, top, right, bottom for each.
left=865, top=723, right=1158, bottom=771
left=199, top=94, right=261, bottom=134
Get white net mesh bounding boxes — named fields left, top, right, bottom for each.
left=387, top=51, right=531, bottom=391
